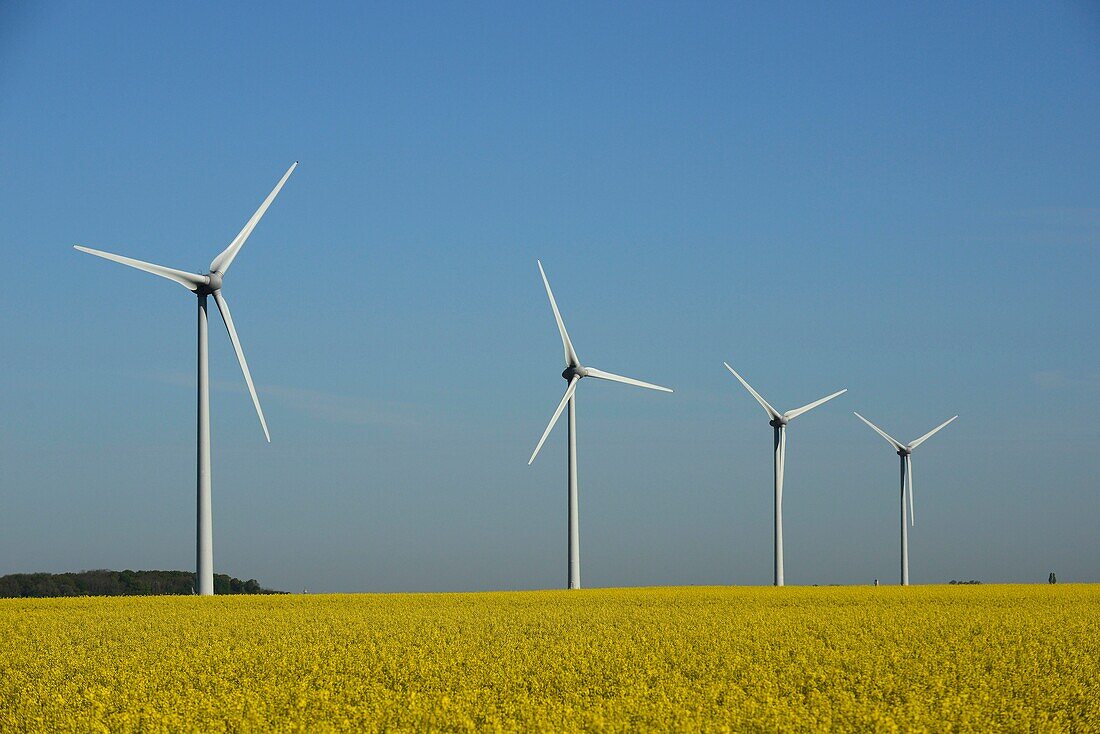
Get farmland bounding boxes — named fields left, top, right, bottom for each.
left=2, top=585, right=1097, bottom=731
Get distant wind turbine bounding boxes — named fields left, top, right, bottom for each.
left=723, top=363, right=846, bottom=586
left=74, top=162, right=297, bottom=596
left=528, top=261, right=673, bottom=590
left=853, top=412, right=958, bottom=586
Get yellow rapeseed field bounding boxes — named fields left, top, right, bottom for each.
left=1, top=585, right=1097, bottom=731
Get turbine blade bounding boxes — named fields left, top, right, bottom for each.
left=907, top=455, right=915, bottom=526
left=853, top=412, right=904, bottom=451
left=212, top=291, right=270, bottom=442
left=584, top=367, right=673, bottom=393
left=784, top=388, right=847, bottom=421
left=528, top=376, right=580, bottom=465
left=73, top=245, right=206, bottom=291
left=723, top=363, right=781, bottom=420
left=537, top=260, right=580, bottom=368
left=908, top=415, right=958, bottom=450
left=209, top=161, right=298, bottom=275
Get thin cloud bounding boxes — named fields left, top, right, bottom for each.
left=150, top=371, right=419, bottom=428
left=1033, top=370, right=1100, bottom=392
left=261, top=384, right=420, bottom=428
left=1008, top=207, right=1100, bottom=247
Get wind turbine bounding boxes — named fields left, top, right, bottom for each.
left=528, top=261, right=673, bottom=590
left=74, top=162, right=297, bottom=596
left=723, top=363, right=846, bottom=586
left=853, top=412, right=958, bottom=586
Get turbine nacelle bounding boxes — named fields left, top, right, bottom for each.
left=191, top=271, right=223, bottom=295
left=562, top=365, right=589, bottom=381
left=769, top=416, right=789, bottom=428
left=897, top=446, right=913, bottom=457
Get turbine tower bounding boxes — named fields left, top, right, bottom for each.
left=723, top=363, right=846, bottom=586
left=528, top=260, right=672, bottom=590
left=854, top=412, right=958, bottom=586
left=74, top=162, right=296, bottom=596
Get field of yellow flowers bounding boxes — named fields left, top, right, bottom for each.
left=2, top=585, right=1098, bottom=731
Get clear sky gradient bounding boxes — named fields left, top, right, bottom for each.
left=1, top=2, right=1098, bottom=592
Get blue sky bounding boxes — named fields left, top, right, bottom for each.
left=1, top=1, right=1098, bottom=592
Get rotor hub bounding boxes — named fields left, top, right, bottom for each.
left=769, top=417, right=788, bottom=427
left=194, top=271, right=223, bottom=295
left=562, top=365, right=588, bottom=381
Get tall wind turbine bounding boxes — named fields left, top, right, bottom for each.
left=74, top=162, right=296, bottom=596
left=853, top=412, right=957, bottom=586
left=528, top=260, right=672, bottom=590
left=723, top=363, right=846, bottom=586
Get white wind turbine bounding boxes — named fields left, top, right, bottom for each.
left=853, top=412, right=957, bottom=586
left=528, top=260, right=673, bottom=590
left=74, top=162, right=297, bottom=596
left=723, top=363, right=846, bottom=586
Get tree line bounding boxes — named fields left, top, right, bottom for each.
left=0, top=570, right=283, bottom=597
